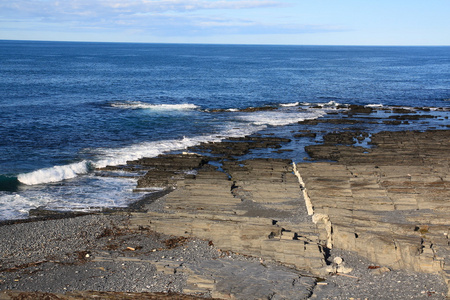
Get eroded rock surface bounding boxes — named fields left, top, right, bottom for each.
left=128, top=159, right=327, bottom=294
left=297, top=130, right=450, bottom=296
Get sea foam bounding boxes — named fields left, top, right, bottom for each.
left=0, top=176, right=141, bottom=220
left=280, top=102, right=300, bottom=107
left=309, top=101, right=343, bottom=108
left=94, top=124, right=263, bottom=169
left=237, top=110, right=326, bottom=126
left=110, top=101, right=199, bottom=110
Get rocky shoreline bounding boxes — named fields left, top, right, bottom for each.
left=1, top=106, right=449, bottom=299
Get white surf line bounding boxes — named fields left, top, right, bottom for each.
left=292, top=162, right=333, bottom=249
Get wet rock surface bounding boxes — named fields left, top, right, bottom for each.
left=305, top=129, right=450, bottom=165
left=189, top=136, right=291, bottom=158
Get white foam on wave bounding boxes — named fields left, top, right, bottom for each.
left=310, top=101, right=343, bottom=108
left=296, top=101, right=349, bottom=109
left=366, top=103, right=384, bottom=108
left=18, top=161, right=90, bottom=185
left=237, top=110, right=326, bottom=126
left=17, top=123, right=263, bottom=186
left=0, top=193, right=45, bottom=220
left=94, top=124, right=263, bottom=169
left=110, top=101, right=199, bottom=110
left=280, top=102, right=299, bottom=107
left=0, top=176, right=141, bottom=220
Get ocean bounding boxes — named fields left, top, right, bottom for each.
left=1, top=40, right=449, bottom=221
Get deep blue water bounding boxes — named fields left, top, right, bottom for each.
left=1, top=40, right=449, bottom=220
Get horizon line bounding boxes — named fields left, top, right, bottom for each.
left=1, top=38, right=449, bottom=47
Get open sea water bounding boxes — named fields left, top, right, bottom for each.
left=1, top=41, right=449, bottom=220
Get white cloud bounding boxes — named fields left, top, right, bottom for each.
left=0, top=0, right=283, bottom=18
left=0, top=0, right=289, bottom=30
left=0, top=0, right=347, bottom=42
left=105, top=0, right=282, bottom=11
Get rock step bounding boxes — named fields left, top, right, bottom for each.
left=128, top=158, right=325, bottom=276
left=128, top=212, right=325, bottom=272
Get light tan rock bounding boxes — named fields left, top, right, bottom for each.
left=297, top=130, right=450, bottom=295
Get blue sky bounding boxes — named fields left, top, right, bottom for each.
left=1, top=0, right=449, bottom=45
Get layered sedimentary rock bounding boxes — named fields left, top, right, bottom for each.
left=297, top=130, right=450, bottom=295
left=132, top=154, right=208, bottom=189
left=127, top=158, right=327, bottom=289
left=305, top=130, right=450, bottom=166
left=123, top=156, right=329, bottom=297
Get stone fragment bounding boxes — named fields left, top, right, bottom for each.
left=370, top=266, right=391, bottom=275
left=333, top=257, right=343, bottom=265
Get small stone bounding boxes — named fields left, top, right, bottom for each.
left=333, top=257, right=343, bottom=265
left=371, top=266, right=391, bottom=275
left=325, top=265, right=337, bottom=273
left=337, top=264, right=353, bottom=274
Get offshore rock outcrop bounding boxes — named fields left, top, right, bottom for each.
left=190, top=136, right=290, bottom=158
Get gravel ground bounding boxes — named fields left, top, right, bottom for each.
left=0, top=214, right=221, bottom=295
left=0, top=213, right=448, bottom=299
left=0, top=214, right=126, bottom=269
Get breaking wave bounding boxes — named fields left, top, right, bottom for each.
left=17, top=124, right=264, bottom=186
left=237, top=110, right=326, bottom=126
left=306, top=101, right=344, bottom=108
left=93, top=124, right=264, bottom=169
left=0, top=175, right=21, bottom=192
left=280, top=102, right=300, bottom=107
left=110, top=101, right=199, bottom=110
left=365, top=103, right=384, bottom=108
left=17, top=161, right=91, bottom=185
